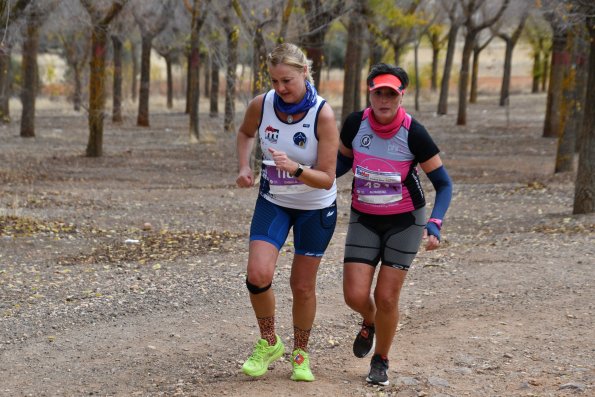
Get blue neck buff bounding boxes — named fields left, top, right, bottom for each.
left=273, top=80, right=318, bottom=116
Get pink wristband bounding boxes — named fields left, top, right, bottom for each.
left=428, top=218, right=442, bottom=230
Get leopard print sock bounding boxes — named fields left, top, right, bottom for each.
left=257, top=316, right=277, bottom=346
left=293, top=326, right=311, bottom=351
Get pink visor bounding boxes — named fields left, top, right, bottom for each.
left=369, top=74, right=404, bottom=93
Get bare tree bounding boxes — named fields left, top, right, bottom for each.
left=80, top=0, right=129, bottom=157
left=542, top=1, right=571, bottom=138
left=555, top=18, right=588, bottom=173
left=232, top=0, right=283, bottom=96
left=20, top=0, right=59, bottom=138
left=0, top=0, right=32, bottom=123
left=469, top=31, right=494, bottom=104
left=153, top=2, right=190, bottom=110
left=186, top=0, right=211, bottom=142
left=109, top=7, right=135, bottom=122
left=496, top=1, right=530, bottom=107
left=523, top=13, right=552, bottom=93
left=48, top=0, right=91, bottom=112
left=456, top=0, right=509, bottom=126
left=219, top=0, right=239, bottom=133
left=300, top=0, right=345, bottom=90
left=437, top=0, right=464, bottom=115
left=132, top=0, right=175, bottom=127
left=341, top=0, right=365, bottom=124
left=572, top=1, right=595, bottom=214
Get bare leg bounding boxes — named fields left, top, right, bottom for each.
left=343, top=262, right=376, bottom=324
left=290, top=254, right=322, bottom=350
left=373, top=265, right=407, bottom=356
left=247, top=240, right=279, bottom=344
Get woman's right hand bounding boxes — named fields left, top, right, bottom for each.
left=236, top=166, right=254, bottom=188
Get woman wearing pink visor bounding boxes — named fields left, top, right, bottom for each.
left=336, top=63, right=452, bottom=385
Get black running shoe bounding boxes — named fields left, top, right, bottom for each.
left=366, top=354, right=389, bottom=386
left=353, top=322, right=375, bottom=358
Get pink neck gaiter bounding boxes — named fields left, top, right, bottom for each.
left=363, top=106, right=406, bottom=139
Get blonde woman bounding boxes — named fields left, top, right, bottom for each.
left=236, top=43, right=338, bottom=382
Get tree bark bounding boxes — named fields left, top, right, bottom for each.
left=73, top=66, right=82, bottom=112
left=112, top=35, right=123, bottom=122
left=137, top=35, right=152, bottom=127
left=341, top=3, right=364, bottom=124
left=86, top=33, right=108, bottom=157
left=573, top=18, right=595, bottom=214
left=223, top=13, right=238, bottom=133
left=209, top=55, right=219, bottom=117
left=456, top=36, right=473, bottom=126
left=532, top=48, right=541, bottom=93
left=130, top=40, right=138, bottom=103
left=437, top=24, right=458, bottom=115
left=20, top=14, right=39, bottom=138
left=499, top=36, right=514, bottom=106
left=166, top=54, right=173, bottom=109
left=470, top=44, right=480, bottom=104
left=543, top=30, right=568, bottom=137
left=82, top=0, right=126, bottom=157
left=0, top=46, right=12, bottom=123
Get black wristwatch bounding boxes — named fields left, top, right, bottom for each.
left=291, top=164, right=304, bottom=178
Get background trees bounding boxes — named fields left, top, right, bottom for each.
left=0, top=0, right=593, bottom=213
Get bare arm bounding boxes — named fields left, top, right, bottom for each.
left=236, top=95, right=265, bottom=188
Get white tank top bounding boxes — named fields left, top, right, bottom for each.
left=257, top=90, right=337, bottom=210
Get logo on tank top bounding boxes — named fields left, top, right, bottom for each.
left=293, top=132, right=307, bottom=148
left=265, top=125, right=279, bottom=143
left=360, top=134, right=373, bottom=149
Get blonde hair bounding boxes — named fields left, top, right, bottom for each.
left=266, top=43, right=314, bottom=84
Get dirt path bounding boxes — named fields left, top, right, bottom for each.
left=1, top=93, right=593, bottom=396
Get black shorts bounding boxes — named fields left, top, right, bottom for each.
left=343, top=207, right=426, bottom=270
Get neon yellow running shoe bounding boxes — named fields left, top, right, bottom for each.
left=242, top=335, right=285, bottom=377
left=290, top=348, right=315, bottom=382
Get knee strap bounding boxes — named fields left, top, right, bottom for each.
left=246, top=278, right=272, bottom=294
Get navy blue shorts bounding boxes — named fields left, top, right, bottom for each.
left=250, top=195, right=337, bottom=257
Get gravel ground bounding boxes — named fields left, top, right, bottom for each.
left=1, top=93, right=594, bottom=396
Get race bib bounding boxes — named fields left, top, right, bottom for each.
left=263, top=160, right=314, bottom=195
left=354, top=165, right=402, bottom=204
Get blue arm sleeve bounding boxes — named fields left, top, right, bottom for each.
left=425, top=165, right=453, bottom=240
left=336, top=151, right=353, bottom=178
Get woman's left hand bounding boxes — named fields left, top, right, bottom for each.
left=423, top=228, right=440, bottom=251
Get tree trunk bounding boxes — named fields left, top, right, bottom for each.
left=541, top=50, right=549, bottom=92
left=554, top=38, right=576, bottom=173
left=112, top=35, right=123, bottom=122
left=130, top=40, right=138, bottom=102
left=209, top=56, right=219, bottom=117
left=203, top=51, right=210, bottom=98
left=532, top=49, right=541, bottom=93
left=304, top=30, right=325, bottom=89
left=166, top=55, right=173, bottom=109
left=251, top=31, right=267, bottom=96
left=499, top=36, right=514, bottom=106
left=437, top=24, right=458, bottom=115
left=0, top=45, right=12, bottom=123
left=185, top=52, right=191, bottom=114
left=431, top=46, right=439, bottom=92
left=456, top=36, right=474, bottom=126
left=470, top=45, right=480, bottom=104
left=189, top=35, right=201, bottom=142
left=73, top=67, right=82, bottom=112
left=543, top=30, right=567, bottom=137
left=341, top=5, right=364, bottom=124
left=20, top=15, right=39, bottom=138
left=86, top=31, right=109, bottom=157
left=414, top=37, right=420, bottom=111
left=224, top=23, right=238, bottom=133
left=137, top=35, right=152, bottom=127
left=573, top=18, right=595, bottom=214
